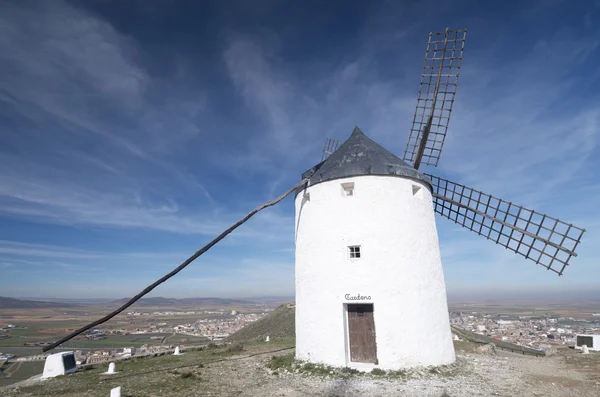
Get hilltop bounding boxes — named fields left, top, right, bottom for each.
left=3, top=338, right=599, bottom=396
left=3, top=303, right=600, bottom=396
left=228, top=304, right=295, bottom=342
left=0, top=297, right=78, bottom=309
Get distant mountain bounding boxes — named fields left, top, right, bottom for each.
left=0, top=296, right=79, bottom=309
left=103, top=297, right=252, bottom=307
left=19, top=297, right=115, bottom=304
left=447, top=288, right=600, bottom=304
left=237, top=296, right=295, bottom=303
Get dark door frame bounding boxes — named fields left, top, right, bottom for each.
left=344, top=302, right=378, bottom=364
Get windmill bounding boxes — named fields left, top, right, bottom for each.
left=314, top=28, right=585, bottom=277
left=293, top=28, right=586, bottom=371
left=43, top=28, right=586, bottom=372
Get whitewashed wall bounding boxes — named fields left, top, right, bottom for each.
left=42, top=351, right=77, bottom=379
left=575, top=334, right=600, bottom=351
left=294, top=175, right=455, bottom=370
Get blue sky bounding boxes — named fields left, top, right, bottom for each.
left=0, top=0, right=599, bottom=300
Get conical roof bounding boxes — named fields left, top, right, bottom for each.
left=299, top=127, right=431, bottom=191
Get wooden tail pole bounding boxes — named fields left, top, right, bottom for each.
left=42, top=178, right=309, bottom=352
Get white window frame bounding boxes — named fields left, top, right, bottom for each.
left=341, top=182, right=355, bottom=197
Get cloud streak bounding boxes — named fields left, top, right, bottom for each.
left=0, top=0, right=598, bottom=298
left=0, top=0, right=218, bottom=234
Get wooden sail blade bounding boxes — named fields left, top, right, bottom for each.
left=321, top=137, right=342, bottom=161
left=426, top=173, right=586, bottom=276
left=404, top=28, right=467, bottom=169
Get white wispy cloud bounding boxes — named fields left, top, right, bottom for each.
left=160, top=257, right=295, bottom=298
left=0, top=240, right=106, bottom=259
left=0, top=239, right=295, bottom=298
left=0, top=0, right=219, bottom=234
left=1, top=1, right=598, bottom=298
left=222, top=16, right=600, bottom=291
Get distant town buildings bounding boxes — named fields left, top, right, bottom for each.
left=0, top=353, right=15, bottom=361
left=450, top=311, right=600, bottom=351
left=1, top=306, right=274, bottom=366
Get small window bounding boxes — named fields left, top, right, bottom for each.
left=348, top=245, right=361, bottom=259
left=341, top=182, right=354, bottom=197
left=303, top=192, right=310, bottom=201
left=412, top=184, right=423, bottom=199
left=577, top=335, right=594, bottom=348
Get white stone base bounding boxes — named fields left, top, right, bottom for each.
left=346, top=362, right=377, bottom=372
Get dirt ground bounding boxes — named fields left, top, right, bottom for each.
left=3, top=341, right=600, bottom=397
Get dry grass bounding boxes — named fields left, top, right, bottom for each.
left=227, top=304, right=295, bottom=343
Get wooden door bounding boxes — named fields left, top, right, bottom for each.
left=347, top=304, right=377, bottom=363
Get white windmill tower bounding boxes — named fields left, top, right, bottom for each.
left=41, top=29, right=586, bottom=370
left=295, top=127, right=453, bottom=370
left=293, top=28, right=586, bottom=371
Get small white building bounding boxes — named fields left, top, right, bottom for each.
left=119, top=347, right=136, bottom=357
left=42, top=351, right=78, bottom=379
left=575, top=334, right=600, bottom=351
left=295, top=127, right=454, bottom=371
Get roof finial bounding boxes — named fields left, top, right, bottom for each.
left=351, top=126, right=363, bottom=136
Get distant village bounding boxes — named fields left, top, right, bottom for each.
left=450, top=311, right=600, bottom=351
left=4, top=308, right=599, bottom=366
left=1, top=308, right=272, bottom=365
left=74, top=309, right=271, bottom=364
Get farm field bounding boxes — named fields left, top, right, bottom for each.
left=0, top=361, right=44, bottom=388
left=448, top=301, right=600, bottom=319
left=0, top=299, right=276, bottom=388
left=0, top=301, right=271, bottom=354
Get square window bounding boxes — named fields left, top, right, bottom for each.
left=341, top=182, right=354, bottom=197
left=348, top=245, right=361, bottom=259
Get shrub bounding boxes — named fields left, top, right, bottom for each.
left=370, top=368, right=386, bottom=376
left=268, top=353, right=295, bottom=370
left=302, top=362, right=331, bottom=376
left=226, top=343, right=244, bottom=352
left=302, top=362, right=316, bottom=371
left=340, top=367, right=360, bottom=375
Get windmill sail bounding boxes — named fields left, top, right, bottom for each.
left=426, top=173, right=585, bottom=276
left=321, top=137, right=342, bottom=161
left=403, top=28, right=467, bottom=170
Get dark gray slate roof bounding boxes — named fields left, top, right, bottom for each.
left=297, top=127, right=431, bottom=195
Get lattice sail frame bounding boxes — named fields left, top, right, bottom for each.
left=404, top=28, right=467, bottom=169
left=321, top=138, right=341, bottom=161
left=426, top=174, right=586, bottom=276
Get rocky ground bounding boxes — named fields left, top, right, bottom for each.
left=2, top=339, right=599, bottom=397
